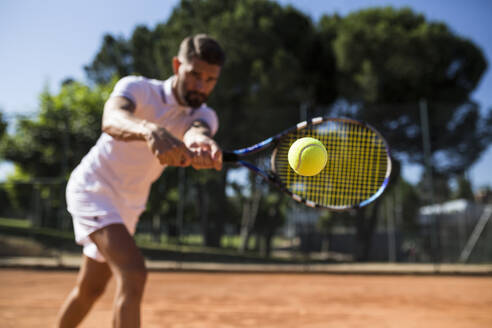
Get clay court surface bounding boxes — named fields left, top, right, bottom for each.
left=1, top=269, right=491, bottom=327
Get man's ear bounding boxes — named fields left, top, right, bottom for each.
left=172, top=57, right=181, bottom=74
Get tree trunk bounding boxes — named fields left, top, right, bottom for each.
left=200, top=172, right=228, bottom=248
left=354, top=203, right=380, bottom=261
left=152, top=214, right=161, bottom=243
left=239, top=200, right=252, bottom=252
left=239, top=187, right=261, bottom=253
left=197, top=182, right=209, bottom=245
left=259, top=230, right=274, bottom=258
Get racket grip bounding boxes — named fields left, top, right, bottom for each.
left=222, top=151, right=238, bottom=162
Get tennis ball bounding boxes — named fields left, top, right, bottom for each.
left=288, top=137, right=327, bottom=176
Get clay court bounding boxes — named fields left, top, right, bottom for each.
left=1, top=269, right=491, bottom=327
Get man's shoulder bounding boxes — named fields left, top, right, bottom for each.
left=114, top=76, right=167, bottom=102
left=118, top=75, right=164, bottom=86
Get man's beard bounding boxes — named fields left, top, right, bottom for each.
left=184, top=90, right=208, bottom=109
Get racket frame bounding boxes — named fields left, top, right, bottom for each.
left=223, top=116, right=392, bottom=210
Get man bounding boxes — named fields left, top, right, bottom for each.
left=57, top=34, right=225, bottom=328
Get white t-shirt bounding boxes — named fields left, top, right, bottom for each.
left=66, top=75, right=219, bottom=220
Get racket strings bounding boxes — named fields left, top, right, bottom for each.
left=273, top=120, right=390, bottom=209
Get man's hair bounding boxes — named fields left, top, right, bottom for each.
left=178, top=34, right=226, bottom=66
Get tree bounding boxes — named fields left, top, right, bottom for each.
left=0, top=111, right=7, bottom=140
left=320, top=7, right=489, bottom=260
left=0, top=81, right=114, bottom=177
left=453, top=173, right=474, bottom=201
left=329, top=7, right=488, bottom=170
left=3, top=2, right=489, bottom=259
left=0, top=80, right=116, bottom=225
left=85, top=35, right=132, bottom=84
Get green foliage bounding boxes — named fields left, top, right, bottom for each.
left=2, top=167, right=32, bottom=212
left=332, top=7, right=487, bottom=103
left=0, top=79, right=116, bottom=178
left=2, top=1, right=490, bottom=257
left=0, top=217, right=32, bottom=228
left=0, top=80, right=116, bottom=220
left=84, top=35, right=132, bottom=84
left=0, top=112, right=7, bottom=140
left=452, top=174, right=474, bottom=200
left=324, top=6, right=490, bottom=176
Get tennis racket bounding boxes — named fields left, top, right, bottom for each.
left=222, top=117, right=392, bottom=211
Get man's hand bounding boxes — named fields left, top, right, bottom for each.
left=143, top=121, right=194, bottom=167
left=187, top=135, right=222, bottom=171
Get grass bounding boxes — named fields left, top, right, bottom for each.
left=0, top=217, right=32, bottom=229
left=0, top=217, right=340, bottom=264
left=0, top=217, right=301, bottom=263
left=134, top=233, right=250, bottom=249
left=0, top=218, right=291, bottom=250
left=134, top=233, right=293, bottom=254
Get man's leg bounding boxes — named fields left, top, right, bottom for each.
left=89, top=223, right=147, bottom=328
left=57, top=255, right=112, bottom=327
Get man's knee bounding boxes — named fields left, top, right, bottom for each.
left=77, top=278, right=109, bottom=302
left=119, top=267, right=148, bottom=298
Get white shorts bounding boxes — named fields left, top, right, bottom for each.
left=72, top=213, right=139, bottom=262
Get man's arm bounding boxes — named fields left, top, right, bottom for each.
left=102, top=96, right=149, bottom=140
left=102, top=96, right=193, bottom=167
left=183, top=119, right=222, bottom=171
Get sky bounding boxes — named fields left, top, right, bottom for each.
left=0, top=0, right=491, bottom=189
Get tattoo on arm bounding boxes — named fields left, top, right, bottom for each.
left=119, top=96, right=136, bottom=113
left=101, top=96, right=146, bottom=140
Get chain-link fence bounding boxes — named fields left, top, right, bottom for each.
left=1, top=178, right=492, bottom=263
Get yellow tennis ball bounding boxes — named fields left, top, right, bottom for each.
left=288, top=137, right=327, bottom=176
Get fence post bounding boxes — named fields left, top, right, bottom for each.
left=459, top=205, right=492, bottom=263
left=419, top=99, right=440, bottom=264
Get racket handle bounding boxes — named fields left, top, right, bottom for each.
left=222, top=151, right=238, bottom=162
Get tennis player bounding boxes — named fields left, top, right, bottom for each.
left=56, top=34, right=225, bottom=328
